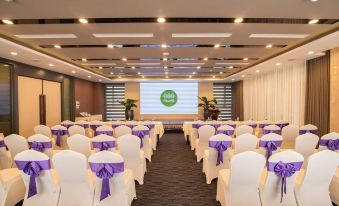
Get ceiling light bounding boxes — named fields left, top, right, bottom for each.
left=110, top=72, right=114, bottom=75
left=172, top=33, right=232, bottom=38
left=234, top=18, right=243, bottom=23
left=2, top=19, right=14, bottom=25
left=219, top=72, right=223, bottom=74
left=192, top=72, right=196, bottom=75
left=308, top=19, right=319, bottom=24
left=107, top=44, right=114, bottom=48
left=118, top=76, right=121, bottom=79
left=243, top=57, right=248, bottom=61
left=164, top=66, right=168, bottom=69
left=98, top=79, right=102, bottom=82
left=216, top=62, right=249, bottom=65
left=310, top=0, right=318, bottom=2
left=276, top=62, right=281, bottom=66
left=14, top=34, right=77, bottom=39
left=308, top=51, right=315, bottom=55
left=98, top=66, right=103, bottom=69
left=131, top=66, right=135, bottom=69
left=93, top=33, right=154, bottom=38
left=161, top=44, right=167, bottom=48
left=157, top=17, right=166, bottom=23
left=203, top=57, right=208, bottom=61
left=163, top=58, right=168, bottom=61
left=197, top=66, right=201, bottom=69
left=81, top=58, right=87, bottom=62
left=48, top=64, right=54, bottom=67
left=165, top=76, right=168, bottom=79
left=232, top=78, right=235, bottom=81
left=79, top=18, right=88, bottom=24
left=212, top=75, right=216, bottom=78
left=214, top=44, right=220, bottom=48
left=256, top=70, right=260, bottom=73
left=163, top=52, right=169, bottom=55
left=4, top=64, right=9, bottom=67
left=138, top=72, right=141, bottom=75
left=249, top=34, right=309, bottom=38
left=165, top=71, right=168, bottom=74
left=266, top=44, right=273, bottom=48
left=122, top=58, right=127, bottom=61
left=210, top=69, right=213, bottom=72
left=228, top=66, right=234, bottom=69
left=142, top=76, right=145, bottom=78
left=10, top=52, right=17, bottom=55
left=87, top=75, right=91, bottom=78
left=54, top=44, right=61, bottom=48
left=71, top=71, right=76, bottom=74
left=189, top=75, right=192, bottom=78
left=241, top=75, right=245, bottom=78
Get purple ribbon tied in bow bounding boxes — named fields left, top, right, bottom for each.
left=51, top=129, right=68, bottom=147
left=29, top=141, right=52, bottom=152
left=299, top=129, right=317, bottom=135
left=216, top=130, right=234, bottom=136
left=92, top=141, right=115, bottom=151
left=263, top=129, right=281, bottom=135
left=319, top=139, right=339, bottom=151
left=259, top=140, right=282, bottom=160
left=132, top=130, right=150, bottom=148
left=96, top=130, right=114, bottom=136
left=145, top=124, right=155, bottom=129
left=0, top=140, right=6, bottom=148
left=89, top=162, right=124, bottom=201
left=90, top=124, right=101, bottom=131
left=208, top=141, right=232, bottom=166
left=15, top=160, right=51, bottom=198
left=268, top=161, right=303, bottom=203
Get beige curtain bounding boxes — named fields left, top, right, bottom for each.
left=305, top=51, right=330, bottom=136
left=232, top=81, right=244, bottom=120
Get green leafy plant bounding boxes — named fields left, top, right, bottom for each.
left=198, top=96, right=217, bottom=109
left=118, top=99, right=138, bottom=110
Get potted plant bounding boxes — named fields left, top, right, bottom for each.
left=198, top=97, right=218, bottom=120
left=118, top=99, right=138, bottom=120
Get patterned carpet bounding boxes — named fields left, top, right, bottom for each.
left=132, top=132, right=219, bottom=206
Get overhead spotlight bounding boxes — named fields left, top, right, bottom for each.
left=98, top=79, right=102, bottom=82
left=276, top=62, right=281, bottom=66
left=164, top=66, right=168, bottom=69
left=110, top=72, right=114, bottom=75
left=2, top=19, right=14, bottom=25
left=232, top=78, right=235, bottom=81
left=157, top=17, right=166, bottom=23
left=122, top=58, right=127, bottom=61
left=212, top=75, right=216, bottom=78
left=228, top=66, right=233, bottom=69
left=87, top=75, right=91, bottom=78
left=10, top=52, right=17, bottom=55
left=137, top=72, right=141, bottom=75
left=266, top=44, right=273, bottom=48
left=54, top=44, right=61, bottom=49
left=310, top=0, right=318, bottom=2
left=78, top=18, right=88, bottom=24
left=163, top=57, right=168, bottom=61
left=48, top=63, right=54, bottom=67
left=4, top=64, right=9, bottom=67
left=234, top=18, right=243, bottom=23
left=214, top=44, right=220, bottom=48
left=241, top=75, right=245, bottom=78
left=192, top=72, right=196, bottom=75
left=81, top=58, right=87, bottom=62
left=98, top=66, right=103, bottom=69
left=71, top=71, right=76, bottom=74
left=107, top=44, right=114, bottom=48
left=197, top=66, right=201, bottom=69
left=203, top=57, right=208, bottom=61
left=256, top=70, right=260, bottom=73
left=308, top=19, right=319, bottom=24
left=131, top=66, right=135, bottom=69
left=243, top=57, right=248, bottom=61
left=161, top=44, right=168, bottom=48
left=219, top=72, right=223, bottom=74
left=308, top=51, right=315, bottom=55
left=118, top=76, right=122, bottom=79
left=163, top=52, right=169, bottom=55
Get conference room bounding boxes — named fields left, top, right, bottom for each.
left=0, top=0, right=338, bottom=205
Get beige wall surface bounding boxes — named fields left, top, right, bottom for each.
left=124, top=82, right=213, bottom=120
left=330, top=47, right=339, bottom=132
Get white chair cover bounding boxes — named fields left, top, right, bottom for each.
left=203, top=134, right=232, bottom=184
left=115, top=125, right=132, bottom=138
left=90, top=120, right=104, bottom=137
left=33, top=125, right=52, bottom=138
left=68, top=125, right=86, bottom=136
left=299, top=124, right=318, bottom=135
left=0, top=135, right=12, bottom=169
left=75, top=120, right=91, bottom=136
left=4, top=134, right=29, bottom=167
left=258, top=133, right=283, bottom=159
left=117, top=134, right=146, bottom=185
left=234, top=133, right=258, bottom=155
left=295, top=133, right=319, bottom=162
left=216, top=125, right=235, bottom=137
left=260, top=150, right=304, bottom=206
left=52, top=150, right=94, bottom=206
left=27, top=134, right=54, bottom=158
left=143, top=121, right=157, bottom=150
left=61, top=120, right=74, bottom=128
left=190, top=121, right=202, bottom=151
left=14, top=150, right=59, bottom=206
left=235, top=125, right=254, bottom=136
left=67, top=134, right=92, bottom=158
left=330, top=168, right=339, bottom=205
left=319, top=132, right=339, bottom=151
left=295, top=150, right=339, bottom=206
left=51, top=125, right=69, bottom=150
left=281, top=125, right=299, bottom=149
left=263, top=124, right=281, bottom=135
left=216, top=151, right=266, bottom=206
left=0, top=167, right=26, bottom=206
left=92, top=134, right=116, bottom=152
left=88, top=151, right=136, bottom=206
left=132, top=125, right=153, bottom=162
left=96, top=125, right=114, bottom=137
left=196, top=125, right=216, bottom=162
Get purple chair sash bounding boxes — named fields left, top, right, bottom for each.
left=89, top=162, right=124, bottom=201
left=227, top=124, right=237, bottom=128
left=96, top=130, right=114, bottom=136
left=28, top=141, right=52, bottom=152
left=112, top=124, right=135, bottom=129
left=247, top=124, right=257, bottom=129
left=90, top=124, right=101, bottom=131
left=216, top=130, right=234, bottom=136
left=299, top=129, right=318, bottom=135
left=15, top=160, right=51, bottom=198
left=259, top=140, right=282, bottom=159
left=276, top=123, right=289, bottom=129
left=263, top=129, right=281, bottom=135
left=92, top=141, right=115, bottom=151
left=0, top=140, right=6, bottom=148
left=319, top=139, right=339, bottom=151
left=267, top=161, right=303, bottom=202
left=259, top=123, right=270, bottom=128
left=76, top=123, right=89, bottom=129
left=132, top=130, right=150, bottom=148
left=61, top=124, right=73, bottom=129
left=145, top=124, right=155, bottom=129
left=192, top=123, right=201, bottom=129
left=208, top=141, right=232, bottom=166
left=51, top=129, right=68, bottom=147
left=210, top=124, right=221, bottom=130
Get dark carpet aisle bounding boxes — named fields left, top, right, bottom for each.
left=132, top=132, right=219, bottom=206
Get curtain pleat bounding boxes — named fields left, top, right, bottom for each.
left=232, top=81, right=244, bottom=120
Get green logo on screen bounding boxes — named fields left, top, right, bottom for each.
left=160, top=90, right=178, bottom=107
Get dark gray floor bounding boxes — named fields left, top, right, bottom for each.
left=132, top=132, right=219, bottom=206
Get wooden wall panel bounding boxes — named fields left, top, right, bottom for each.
left=330, top=47, right=339, bottom=132
left=43, top=80, right=61, bottom=127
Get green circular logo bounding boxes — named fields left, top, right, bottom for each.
left=160, top=90, right=178, bottom=107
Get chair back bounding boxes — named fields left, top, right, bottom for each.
left=299, top=124, right=318, bottom=135
left=34, top=125, right=52, bottom=138
left=92, top=134, right=115, bottom=152
left=295, top=133, right=319, bottom=160
left=263, top=124, right=281, bottom=135
left=258, top=133, right=283, bottom=158
left=88, top=151, right=127, bottom=205
left=132, top=125, right=150, bottom=148
left=68, top=125, right=86, bottom=136
left=27, top=134, right=53, bottom=157
left=244, top=120, right=257, bottom=129
left=75, top=120, right=90, bottom=129
left=198, top=125, right=216, bottom=145
left=67, top=134, right=92, bottom=158
left=208, top=134, right=232, bottom=168
left=216, top=125, right=235, bottom=136
left=261, top=151, right=304, bottom=206
left=51, top=125, right=68, bottom=149
left=258, top=120, right=274, bottom=129
left=115, top=125, right=132, bottom=138
left=90, top=120, right=104, bottom=132
left=4, top=134, right=29, bottom=162
left=234, top=133, right=258, bottom=154
left=117, top=134, right=141, bottom=158
left=281, top=124, right=299, bottom=149
left=297, top=150, right=339, bottom=206
left=319, top=132, right=339, bottom=151
left=0, top=135, right=11, bottom=169
left=61, top=120, right=74, bottom=129
left=95, top=125, right=114, bottom=136
left=52, top=150, right=94, bottom=206
left=235, top=125, right=254, bottom=136
left=228, top=151, right=266, bottom=206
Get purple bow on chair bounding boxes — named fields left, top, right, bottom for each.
left=132, top=130, right=150, bottom=148
left=51, top=129, right=68, bottom=147
left=208, top=141, right=232, bottom=166
left=90, top=124, right=101, bottom=131
left=89, top=162, right=124, bottom=201
left=92, top=141, right=115, bottom=151
left=61, top=124, right=73, bottom=129
left=96, top=131, right=114, bottom=136
left=268, top=161, right=303, bottom=202
left=15, top=160, right=51, bottom=198
left=319, top=139, right=339, bottom=151
left=263, top=129, right=281, bottom=135
left=216, top=130, right=234, bottom=136
left=0, top=140, right=6, bottom=148
left=259, top=140, right=282, bottom=160
left=76, top=124, right=89, bottom=129
left=299, top=129, right=317, bottom=135
left=247, top=124, right=257, bottom=129
left=29, top=141, right=52, bottom=152
left=145, top=124, right=155, bottom=129
left=276, top=123, right=289, bottom=129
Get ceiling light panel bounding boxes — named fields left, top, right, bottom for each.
left=14, top=34, right=78, bottom=39
left=82, top=63, right=116, bottom=66
left=215, top=62, right=250, bottom=65
left=93, top=33, right=154, bottom=38
left=127, top=63, right=161, bottom=66
left=171, top=63, right=205, bottom=65
left=172, top=33, right=232, bottom=38
left=249, top=34, right=309, bottom=38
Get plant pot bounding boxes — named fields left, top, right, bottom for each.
left=209, top=109, right=220, bottom=120
left=125, top=110, right=134, bottom=120
left=203, top=108, right=209, bottom=120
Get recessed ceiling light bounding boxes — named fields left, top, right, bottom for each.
left=79, top=18, right=88, bottom=24
left=228, top=66, right=234, bottom=69
left=93, top=33, right=154, bottom=38
left=212, top=75, right=216, bottom=78
left=192, top=72, right=196, bottom=75
left=214, top=44, right=220, bottom=48
left=203, top=57, right=208, bottom=61
left=276, top=62, right=281, bottom=66
left=2, top=19, right=14, bottom=25
left=131, top=66, right=135, bottom=69
left=138, top=72, right=141, bottom=75
left=87, top=75, right=91, bottom=78
left=10, top=52, right=17, bottom=55
left=4, top=64, right=9, bottom=67
left=71, top=71, right=76, bottom=74
left=243, top=57, right=248, bottom=61
left=110, top=72, right=114, bottom=75
left=219, top=72, right=223, bottom=74
left=164, top=66, right=168, bottom=69
left=98, top=79, right=102, bottom=82
left=232, top=78, right=235, bottom=81
left=98, top=66, right=103, bottom=69
left=161, top=44, right=167, bottom=48
left=165, top=71, right=169, bottom=74
left=308, top=51, right=315, bottom=55
left=189, top=75, right=192, bottom=78
left=266, top=44, right=273, bottom=48
left=54, top=44, right=61, bottom=48
left=48, top=63, right=54, bottom=67
left=163, top=52, right=169, bottom=55
left=81, top=58, right=87, bottom=62
left=14, top=34, right=77, bottom=39
left=157, top=17, right=166, bottom=23
left=234, top=18, right=243, bottom=23
left=197, top=66, right=201, bottom=69
left=249, top=34, right=309, bottom=38
left=142, top=76, right=145, bottom=78
left=308, top=19, right=319, bottom=24
left=172, top=33, right=232, bottom=38
left=210, top=69, right=213, bottom=72
left=118, top=76, right=121, bottom=79
left=310, top=0, right=318, bottom=2
left=163, top=58, right=168, bottom=61
left=256, top=70, right=260, bottom=73
left=122, top=58, right=127, bottom=61
left=241, top=75, right=245, bottom=78
left=107, top=44, right=114, bottom=48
